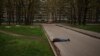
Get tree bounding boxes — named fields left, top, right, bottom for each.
left=0, top=0, right=5, bottom=25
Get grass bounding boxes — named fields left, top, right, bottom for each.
left=65, top=24, right=100, bottom=33
left=75, top=25, right=100, bottom=33
left=0, top=25, right=54, bottom=56
left=0, top=25, right=43, bottom=37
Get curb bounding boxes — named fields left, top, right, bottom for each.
left=56, top=24, right=100, bottom=39
left=42, top=25, right=61, bottom=56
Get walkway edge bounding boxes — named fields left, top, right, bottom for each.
left=56, top=24, right=100, bottom=39
left=42, top=25, right=60, bottom=56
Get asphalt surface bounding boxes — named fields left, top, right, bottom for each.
left=43, top=24, right=100, bottom=56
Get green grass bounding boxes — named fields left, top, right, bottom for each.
left=0, top=25, right=43, bottom=37
left=0, top=25, right=54, bottom=56
left=66, top=24, right=100, bottom=33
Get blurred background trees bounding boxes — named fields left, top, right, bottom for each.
left=65, top=0, right=100, bottom=25
left=0, top=0, right=99, bottom=25
left=0, top=0, right=40, bottom=25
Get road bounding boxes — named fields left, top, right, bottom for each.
left=43, top=24, right=100, bottom=56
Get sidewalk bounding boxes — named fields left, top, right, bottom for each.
left=43, top=24, right=100, bottom=56
left=56, top=24, right=100, bottom=39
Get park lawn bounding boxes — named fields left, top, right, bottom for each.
left=0, top=26, right=54, bottom=56
left=0, top=25, right=43, bottom=37
left=68, top=24, right=100, bottom=33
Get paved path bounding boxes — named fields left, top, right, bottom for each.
left=43, top=24, right=100, bottom=56
left=56, top=24, right=100, bottom=39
